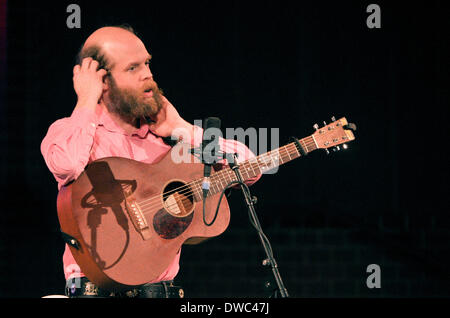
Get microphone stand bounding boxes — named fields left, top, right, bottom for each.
left=227, top=154, right=289, bottom=298
left=192, top=139, right=289, bottom=297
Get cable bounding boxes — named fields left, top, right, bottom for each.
left=203, top=180, right=242, bottom=226
left=202, top=179, right=275, bottom=260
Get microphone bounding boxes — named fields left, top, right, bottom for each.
left=201, top=117, right=221, bottom=198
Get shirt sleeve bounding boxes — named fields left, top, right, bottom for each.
left=40, top=106, right=98, bottom=188
left=190, top=125, right=261, bottom=185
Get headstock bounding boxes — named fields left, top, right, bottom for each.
left=312, top=116, right=356, bottom=154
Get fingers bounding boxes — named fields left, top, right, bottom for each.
left=97, top=68, right=107, bottom=76
left=81, top=57, right=92, bottom=70
left=76, top=58, right=107, bottom=77
left=73, top=64, right=80, bottom=75
left=79, top=57, right=100, bottom=71
left=89, top=59, right=99, bottom=71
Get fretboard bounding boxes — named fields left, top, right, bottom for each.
left=190, top=135, right=317, bottom=201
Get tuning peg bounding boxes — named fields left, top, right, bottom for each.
left=324, top=149, right=330, bottom=155
left=313, top=123, right=319, bottom=130
left=323, top=121, right=327, bottom=126
left=345, top=123, right=357, bottom=131
left=343, top=144, right=348, bottom=149
left=331, top=116, right=336, bottom=122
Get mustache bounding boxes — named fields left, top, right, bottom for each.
left=142, top=80, right=159, bottom=93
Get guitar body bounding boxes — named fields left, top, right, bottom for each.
left=57, top=149, right=230, bottom=290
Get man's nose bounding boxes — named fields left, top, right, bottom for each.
left=141, top=65, right=153, bottom=80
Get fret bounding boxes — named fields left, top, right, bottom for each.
left=216, top=173, right=225, bottom=191
left=285, top=145, right=294, bottom=161
left=266, top=150, right=279, bottom=171
left=282, top=147, right=288, bottom=158
left=224, top=171, right=231, bottom=187
left=304, top=136, right=317, bottom=153
left=301, top=138, right=309, bottom=153
left=285, top=145, right=292, bottom=161
left=214, top=177, right=221, bottom=194
left=212, top=169, right=233, bottom=196
left=240, top=165, right=250, bottom=180
left=227, top=170, right=235, bottom=184
left=291, top=142, right=300, bottom=157
left=190, top=180, right=202, bottom=201
left=247, top=157, right=258, bottom=176
left=256, top=155, right=264, bottom=173
left=258, top=155, right=268, bottom=173
left=211, top=173, right=220, bottom=195
left=243, top=162, right=253, bottom=176
left=310, top=134, right=318, bottom=149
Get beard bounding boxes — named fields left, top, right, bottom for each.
left=105, top=76, right=164, bottom=124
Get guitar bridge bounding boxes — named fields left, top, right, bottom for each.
left=124, top=189, right=151, bottom=241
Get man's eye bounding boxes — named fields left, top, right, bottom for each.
left=129, top=66, right=136, bottom=71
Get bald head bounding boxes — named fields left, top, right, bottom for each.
left=83, top=26, right=136, bottom=50
left=77, top=25, right=146, bottom=72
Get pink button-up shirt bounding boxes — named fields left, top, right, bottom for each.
left=41, top=98, right=259, bottom=283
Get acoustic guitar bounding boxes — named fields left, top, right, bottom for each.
left=57, top=117, right=356, bottom=290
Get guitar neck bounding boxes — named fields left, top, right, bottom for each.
left=191, top=135, right=317, bottom=200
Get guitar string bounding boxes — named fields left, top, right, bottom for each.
left=138, top=141, right=322, bottom=216
left=135, top=128, right=346, bottom=216
left=139, top=151, right=296, bottom=216
left=135, top=142, right=306, bottom=209
left=137, top=141, right=314, bottom=215
left=135, top=142, right=311, bottom=214
left=137, top=142, right=312, bottom=215
left=135, top=141, right=309, bottom=209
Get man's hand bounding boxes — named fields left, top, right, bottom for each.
left=73, top=57, right=107, bottom=106
left=149, top=99, right=194, bottom=140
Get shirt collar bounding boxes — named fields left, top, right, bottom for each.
left=96, top=106, right=150, bottom=138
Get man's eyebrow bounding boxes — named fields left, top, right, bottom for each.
left=124, top=54, right=152, bottom=69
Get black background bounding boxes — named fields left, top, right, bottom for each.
left=1, top=0, right=448, bottom=297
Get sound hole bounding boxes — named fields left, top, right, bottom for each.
left=162, top=180, right=194, bottom=217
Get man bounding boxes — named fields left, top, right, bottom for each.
left=41, top=25, right=260, bottom=298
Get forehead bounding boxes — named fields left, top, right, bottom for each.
left=103, top=37, right=150, bottom=68
left=84, top=27, right=150, bottom=65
